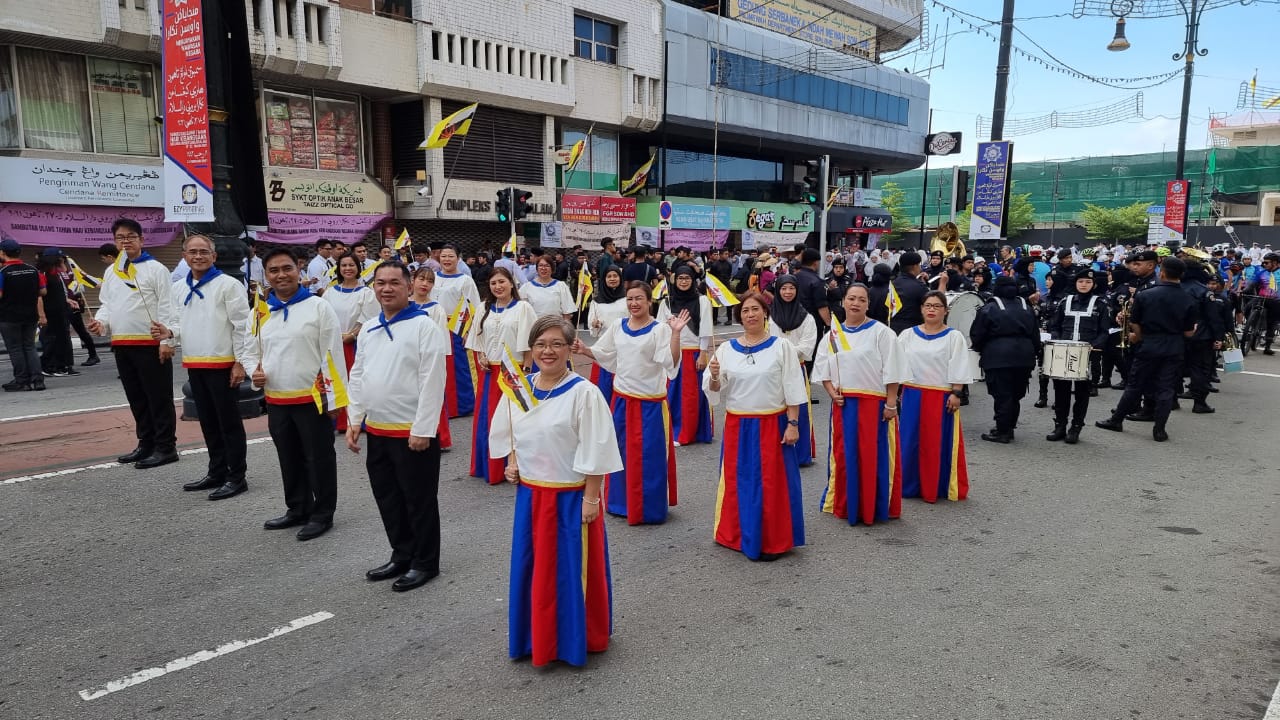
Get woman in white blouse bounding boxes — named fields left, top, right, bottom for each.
left=433, top=245, right=482, bottom=418
left=811, top=283, right=910, bottom=526
left=573, top=281, right=687, bottom=525
left=897, top=290, right=970, bottom=503
left=465, top=267, right=537, bottom=484
left=522, top=255, right=576, bottom=321
left=324, top=254, right=378, bottom=433
left=490, top=316, right=623, bottom=667
left=586, top=266, right=627, bottom=405
left=656, top=266, right=713, bottom=446
left=705, top=291, right=807, bottom=561
left=768, top=275, right=818, bottom=466
left=411, top=266, right=453, bottom=450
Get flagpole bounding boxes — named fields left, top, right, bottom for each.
left=435, top=132, right=470, bottom=215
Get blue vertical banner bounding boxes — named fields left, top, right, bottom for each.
left=969, top=141, right=1012, bottom=241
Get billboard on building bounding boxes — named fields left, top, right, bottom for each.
left=727, top=0, right=877, bottom=58
left=969, top=141, right=1013, bottom=241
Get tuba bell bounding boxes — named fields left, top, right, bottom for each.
left=931, top=221, right=967, bottom=259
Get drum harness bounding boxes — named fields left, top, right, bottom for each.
left=1061, top=295, right=1099, bottom=341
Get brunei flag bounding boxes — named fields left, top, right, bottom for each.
left=66, top=257, right=101, bottom=293
left=577, top=263, right=594, bottom=311
left=620, top=154, right=655, bottom=197
left=650, top=277, right=668, bottom=301
left=311, top=350, right=350, bottom=414
left=566, top=139, right=586, bottom=173
left=113, top=256, right=139, bottom=290
left=886, top=281, right=902, bottom=319
left=252, top=289, right=270, bottom=336
left=704, top=273, right=740, bottom=308
left=448, top=295, right=474, bottom=336
left=829, top=318, right=852, bottom=353
left=419, top=103, right=479, bottom=150
left=1264, top=95, right=1280, bottom=109
left=359, top=258, right=383, bottom=285
left=496, top=344, right=538, bottom=413
left=393, top=228, right=411, bottom=251
left=502, top=234, right=518, bottom=255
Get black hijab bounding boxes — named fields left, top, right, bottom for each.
left=597, top=266, right=625, bottom=304
left=668, top=266, right=702, bottom=329
left=770, top=275, right=807, bottom=332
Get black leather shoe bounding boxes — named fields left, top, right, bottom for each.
left=2, top=381, right=25, bottom=391
left=1095, top=418, right=1124, bottom=432
left=1064, top=425, right=1083, bottom=444
left=1153, top=426, right=1169, bottom=442
left=1045, top=424, right=1067, bottom=442
left=296, top=521, right=332, bottom=541
left=1125, top=412, right=1155, bottom=423
left=980, top=431, right=1012, bottom=444
left=117, top=446, right=153, bottom=464
left=82, top=357, right=101, bottom=367
left=1033, top=395, right=1048, bottom=409
left=1088, top=386, right=1098, bottom=397
left=1192, top=401, right=1215, bottom=414
left=1176, top=391, right=1195, bottom=400
left=264, top=514, right=306, bottom=530
left=135, top=449, right=179, bottom=469
left=366, top=561, right=409, bottom=582
left=208, top=481, right=247, bottom=500
left=392, top=569, right=437, bottom=592
left=1208, top=386, right=1219, bottom=393
left=183, top=475, right=224, bottom=491
left=29, top=381, right=45, bottom=391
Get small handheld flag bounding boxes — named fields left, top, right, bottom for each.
left=66, top=257, right=101, bottom=292
left=359, top=258, right=383, bottom=285
left=496, top=344, right=538, bottom=413
left=393, top=229, right=411, bottom=251
left=829, top=320, right=851, bottom=353
left=704, top=274, right=740, bottom=308
left=651, top=277, right=668, bottom=301
left=621, top=154, right=656, bottom=197
left=886, top=281, right=902, bottom=319
left=419, top=103, right=479, bottom=150
left=113, top=256, right=139, bottom=290
left=502, top=234, right=518, bottom=254
left=448, top=296, right=474, bottom=336
left=252, top=289, right=270, bottom=336
left=1264, top=95, right=1280, bottom=109
left=577, top=264, right=594, bottom=311
left=311, top=350, right=349, bottom=414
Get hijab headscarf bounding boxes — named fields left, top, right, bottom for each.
left=668, top=266, right=702, bottom=329
left=769, top=274, right=807, bottom=332
left=597, top=266, right=625, bottom=304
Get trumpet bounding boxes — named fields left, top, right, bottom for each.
left=1117, top=293, right=1133, bottom=351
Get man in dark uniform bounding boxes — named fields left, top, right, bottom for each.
left=971, top=276, right=1041, bottom=443
left=1095, top=257, right=1197, bottom=442
left=1178, top=260, right=1227, bottom=413
left=1117, top=250, right=1163, bottom=420
left=1045, top=249, right=1076, bottom=303
left=888, top=252, right=929, bottom=334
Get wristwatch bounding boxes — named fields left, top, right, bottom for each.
left=787, top=419, right=799, bottom=427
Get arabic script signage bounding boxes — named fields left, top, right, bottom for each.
left=162, top=0, right=214, bottom=221
left=0, top=158, right=164, bottom=207
left=264, top=174, right=390, bottom=215
left=0, top=204, right=182, bottom=248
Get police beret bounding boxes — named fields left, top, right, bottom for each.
left=1131, top=250, right=1159, bottom=262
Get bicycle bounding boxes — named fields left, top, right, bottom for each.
left=1237, top=294, right=1269, bottom=357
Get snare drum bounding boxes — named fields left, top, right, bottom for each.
left=945, top=291, right=984, bottom=345
left=1043, top=340, right=1091, bottom=381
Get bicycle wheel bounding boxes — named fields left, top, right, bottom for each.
left=1250, top=307, right=1269, bottom=351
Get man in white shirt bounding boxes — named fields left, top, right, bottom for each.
left=170, top=257, right=189, bottom=283
left=305, top=239, right=335, bottom=293
left=494, top=252, right=524, bottom=286
left=242, top=241, right=265, bottom=287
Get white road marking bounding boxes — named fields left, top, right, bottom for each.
left=78, top=611, right=334, bottom=701
left=0, top=397, right=185, bottom=423
left=1265, top=679, right=1280, bottom=720
left=1, top=438, right=270, bottom=486
left=1241, top=370, right=1280, bottom=379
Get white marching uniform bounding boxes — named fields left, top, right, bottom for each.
left=812, top=320, right=910, bottom=394
left=768, top=314, right=818, bottom=362
left=258, top=293, right=346, bottom=404
left=168, top=272, right=257, bottom=370
left=347, top=311, right=449, bottom=438
left=489, top=373, right=623, bottom=484
left=465, top=300, right=538, bottom=361
left=323, top=284, right=379, bottom=334
left=433, top=272, right=482, bottom=324
left=588, top=299, right=628, bottom=334
left=656, top=296, right=713, bottom=351
left=522, top=279, right=576, bottom=318
left=590, top=318, right=677, bottom=395
left=897, top=327, right=971, bottom=388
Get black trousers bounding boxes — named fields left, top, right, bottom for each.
left=115, top=345, right=177, bottom=451
left=68, top=311, right=99, bottom=360
left=188, top=368, right=247, bottom=482
left=1052, top=379, right=1090, bottom=426
left=1183, top=340, right=1215, bottom=401
left=267, top=403, right=337, bottom=524
left=984, top=367, right=1032, bottom=434
left=366, top=433, right=441, bottom=574
left=1111, top=352, right=1180, bottom=428
left=39, top=313, right=73, bottom=371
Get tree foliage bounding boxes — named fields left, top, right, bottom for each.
left=1079, top=201, right=1150, bottom=242
left=954, top=183, right=1036, bottom=239
left=879, top=182, right=914, bottom=242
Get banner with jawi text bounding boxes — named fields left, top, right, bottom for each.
left=161, top=0, right=214, bottom=222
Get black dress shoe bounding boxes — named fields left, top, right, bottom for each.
left=117, top=446, right=153, bottom=464
left=135, top=449, right=179, bottom=469
left=183, top=475, right=224, bottom=491
left=1125, top=412, right=1155, bottom=423
left=1192, top=401, right=1215, bottom=414
left=366, top=560, right=409, bottom=581
left=1176, top=391, right=1195, bottom=400
left=980, top=431, right=1012, bottom=444
left=1208, top=386, right=1219, bottom=393
left=208, top=480, right=247, bottom=500
left=1095, top=418, right=1124, bottom=432
left=1088, top=385, right=1098, bottom=397
left=1033, top=396, right=1048, bottom=409
left=29, top=381, right=45, bottom=391
left=264, top=514, right=306, bottom=530
left=296, top=521, right=332, bottom=541
left=82, top=357, right=101, bottom=367
left=392, top=569, right=437, bottom=592
left=1152, top=426, right=1169, bottom=442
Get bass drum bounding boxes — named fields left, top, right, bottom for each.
left=946, top=291, right=986, bottom=383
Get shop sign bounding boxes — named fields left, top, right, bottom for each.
left=745, top=205, right=812, bottom=232
left=0, top=157, right=163, bottom=207
left=264, top=175, right=389, bottom=215
left=727, top=0, right=876, bottom=58
left=561, top=194, right=637, bottom=224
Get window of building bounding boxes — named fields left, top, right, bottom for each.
left=440, top=101, right=543, bottom=185
left=263, top=88, right=363, bottom=172
left=561, top=127, right=618, bottom=191
left=0, top=49, right=17, bottom=148
left=660, top=148, right=784, bottom=202
left=89, top=57, right=159, bottom=156
left=16, top=48, right=93, bottom=152
left=574, top=14, right=618, bottom=65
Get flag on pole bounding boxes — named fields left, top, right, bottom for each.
left=113, top=256, right=139, bottom=290
left=651, top=277, right=668, bottom=301
left=577, top=263, right=594, bottom=311
left=419, top=103, right=479, bottom=150
left=1249, top=72, right=1258, bottom=99
left=704, top=274, right=740, bottom=308
left=1264, top=95, right=1280, bottom=109
left=886, top=281, right=902, bottom=319
left=326, top=264, right=339, bottom=287
left=502, top=234, right=518, bottom=255
left=311, top=350, right=350, bottom=414
left=359, top=258, right=383, bottom=285
left=66, top=257, right=101, bottom=292
left=252, top=289, right=270, bottom=336
left=393, top=229, right=411, bottom=251
left=829, top=319, right=851, bottom=353
left=448, top=296, right=474, bottom=336
left=620, top=154, right=656, bottom=197
left=496, top=344, right=538, bottom=413
left=825, top=186, right=841, bottom=211
left=566, top=139, right=586, bottom=172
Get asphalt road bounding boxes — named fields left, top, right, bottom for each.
left=1, top=343, right=1277, bottom=720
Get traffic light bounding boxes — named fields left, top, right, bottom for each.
left=495, top=188, right=512, bottom=223
left=513, top=189, right=533, bottom=220
left=953, top=169, right=971, bottom=211
left=801, top=160, right=821, bottom=205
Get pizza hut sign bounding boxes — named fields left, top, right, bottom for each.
left=850, top=213, right=891, bottom=233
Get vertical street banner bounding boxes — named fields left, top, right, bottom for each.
left=1164, top=180, right=1190, bottom=243
left=161, top=0, right=214, bottom=222
left=968, top=141, right=1012, bottom=241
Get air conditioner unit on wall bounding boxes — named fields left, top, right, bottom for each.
left=396, top=185, right=427, bottom=205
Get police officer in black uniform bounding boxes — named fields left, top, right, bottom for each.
left=1044, top=268, right=1109, bottom=444
left=971, top=276, right=1041, bottom=444
left=888, top=252, right=929, bottom=334
left=1095, top=257, right=1198, bottom=442
left=1177, top=259, right=1226, bottom=413
left=1118, top=250, right=1162, bottom=420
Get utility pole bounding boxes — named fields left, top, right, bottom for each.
left=1173, top=0, right=1202, bottom=180
left=990, top=0, right=1016, bottom=141
left=919, top=109, right=933, bottom=242
left=818, top=154, right=830, bottom=261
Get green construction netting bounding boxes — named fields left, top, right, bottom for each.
left=872, top=146, right=1280, bottom=227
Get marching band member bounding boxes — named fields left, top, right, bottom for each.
left=586, top=266, right=627, bottom=405
left=490, top=316, right=623, bottom=667
left=152, top=234, right=257, bottom=500
left=705, top=291, right=807, bottom=560
left=345, top=263, right=449, bottom=592
left=573, top=281, right=685, bottom=525
left=412, top=266, right=453, bottom=450
left=1044, top=269, right=1108, bottom=444
left=251, top=248, right=347, bottom=541
left=656, top=266, right=713, bottom=446
left=812, top=284, right=909, bottom=526
left=971, top=276, right=1040, bottom=444
left=896, top=290, right=969, bottom=503
left=768, top=275, right=818, bottom=466
left=434, top=244, right=482, bottom=418
left=465, top=268, right=537, bottom=484
left=323, top=254, right=378, bottom=433
left=522, top=255, right=576, bottom=321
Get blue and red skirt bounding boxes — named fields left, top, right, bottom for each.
left=470, top=363, right=506, bottom=485
left=509, top=479, right=611, bottom=667
left=898, top=384, right=968, bottom=503
left=589, top=363, right=615, bottom=408
left=607, top=391, right=677, bottom=525
left=795, top=377, right=816, bottom=467
left=822, top=391, right=902, bottom=525
left=714, top=411, right=805, bottom=559
left=445, top=331, right=476, bottom=418
left=668, top=348, right=713, bottom=446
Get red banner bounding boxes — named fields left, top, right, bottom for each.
left=161, top=0, right=213, bottom=221
left=599, top=196, right=636, bottom=223
left=561, top=194, right=600, bottom=223
left=1164, top=180, right=1190, bottom=238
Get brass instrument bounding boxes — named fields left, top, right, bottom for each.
left=930, top=221, right=967, bottom=258
left=1117, top=292, right=1133, bottom=351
